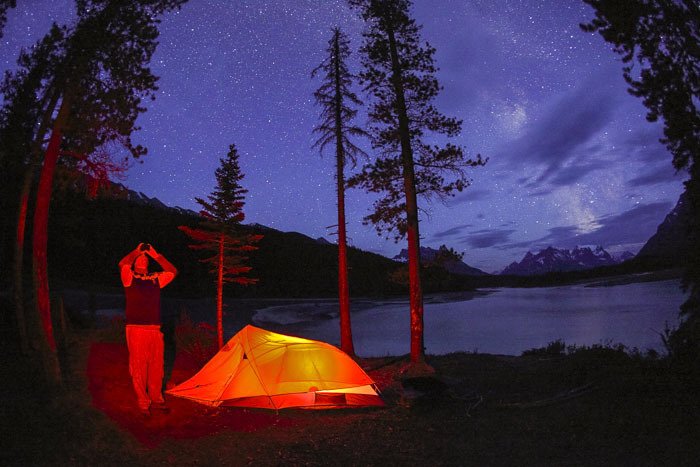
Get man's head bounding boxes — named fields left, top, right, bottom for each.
left=133, top=254, right=149, bottom=274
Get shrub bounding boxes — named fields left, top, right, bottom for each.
left=174, top=309, right=216, bottom=366
left=522, top=339, right=566, bottom=357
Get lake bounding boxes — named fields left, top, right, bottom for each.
left=252, top=279, right=687, bottom=357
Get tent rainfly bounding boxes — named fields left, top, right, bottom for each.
left=166, top=325, right=383, bottom=409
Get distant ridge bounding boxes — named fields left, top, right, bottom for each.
left=49, top=183, right=416, bottom=297
left=393, top=246, right=488, bottom=276
left=501, top=245, right=632, bottom=276
left=112, top=183, right=199, bottom=217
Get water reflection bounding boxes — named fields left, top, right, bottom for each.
left=255, top=279, right=687, bottom=357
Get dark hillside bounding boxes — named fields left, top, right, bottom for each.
left=45, top=191, right=411, bottom=298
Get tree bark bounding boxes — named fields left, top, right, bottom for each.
left=13, top=188, right=30, bottom=354
left=217, top=232, right=224, bottom=349
left=13, top=89, right=61, bottom=355
left=32, top=96, right=70, bottom=353
left=387, top=23, right=424, bottom=363
left=30, top=94, right=70, bottom=385
left=334, top=31, right=355, bottom=357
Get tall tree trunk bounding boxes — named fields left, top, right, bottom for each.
left=32, top=96, right=69, bottom=353
left=30, top=95, right=70, bottom=385
left=217, top=233, right=224, bottom=349
left=13, top=187, right=30, bottom=354
left=387, top=24, right=424, bottom=363
left=334, top=32, right=355, bottom=357
left=13, top=89, right=60, bottom=355
left=337, top=158, right=354, bottom=356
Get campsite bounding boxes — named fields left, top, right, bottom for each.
left=1, top=1, right=699, bottom=465
left=3, top=309, right=699, bottom=465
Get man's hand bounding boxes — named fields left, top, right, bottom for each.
left=146, top=245, right=177, bottom=288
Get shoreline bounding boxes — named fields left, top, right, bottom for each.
left=51, top=271, right=684, bottom=352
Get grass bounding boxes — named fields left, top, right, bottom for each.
left=2, top=324, right=699, bottom=466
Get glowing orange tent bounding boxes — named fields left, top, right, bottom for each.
left=166, top=325, right=383, bottom=409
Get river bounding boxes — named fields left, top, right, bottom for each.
left=252, top=279, right=687, bottom=357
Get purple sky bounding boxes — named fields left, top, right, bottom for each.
left=2, top=0, right=686, bottom=273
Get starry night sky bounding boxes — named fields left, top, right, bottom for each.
left=1, top=0, right=686, bottom=273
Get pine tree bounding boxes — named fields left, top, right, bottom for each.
left=179, top=144, right=263, bottom=349
left=348, top=0, right=485, bottom=363
left=2, top=0, right=186, bottom=381
left=582, top=0, right=700, bottom=368
left=0, top=25, right=64, bottom=353
left=312, top=27, right=368, bottom=357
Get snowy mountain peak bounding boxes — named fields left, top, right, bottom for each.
left=501, top=245, right=628, bottom=276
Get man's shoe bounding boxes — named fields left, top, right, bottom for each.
left=139, top=406, right=151, bottom=417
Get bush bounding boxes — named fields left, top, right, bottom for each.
left=522, top=339, right=566, bottom=357
left=174, top=309, right=216, bottom=366
left=661, top=316, right=700, bottom=388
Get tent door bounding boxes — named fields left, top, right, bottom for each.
left=314, top=392, right=347, bottom=406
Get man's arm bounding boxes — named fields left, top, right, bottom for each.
left=119, top=244, right=143, bottom=287
left=147, top=246, right=178, bottom=288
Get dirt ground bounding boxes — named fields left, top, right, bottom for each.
left=2, top=324, right=699, bottom=466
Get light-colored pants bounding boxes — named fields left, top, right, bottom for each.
left=125, top=324, right=165, bottom=410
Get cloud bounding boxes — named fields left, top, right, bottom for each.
left=627, top=166, right=687, bottom=187
left=461, top=228, right=516, bottom=249
left=432, top=223, right=474, bottom=240
left=447, top=188, right=492, bottom=206
left=509, top=83, right=615, bottom=162
left=528, top=188, right=554, bottom=197
left=545, top=159, right=609, bottom=186
left=503, top=201, right=672, bottom=252
left=499, top=80, right=619, bottom=188
left=619, top=126, right=668, bottom=163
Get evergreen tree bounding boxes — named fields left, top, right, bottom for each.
left=348, top=0, right=485, bottom=362
left=312, top=27, right=368, bottom=356
left=582, top=0, right=700, bottom=368
left=2, top=0, right=186, bottom=381
left=0, top=26, right=65, bottom=353
left=179, top=144, right=262, bottom=349
left=431, top=245, right=464, bottom=268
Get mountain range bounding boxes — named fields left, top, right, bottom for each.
left=500, top=246, right=633, bottom=276
left=113, top=183, right=199, bottom=217
left=105, top=181, right=688, bottom=280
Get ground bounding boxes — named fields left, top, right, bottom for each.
left=2, top=323, right=699, bottom=466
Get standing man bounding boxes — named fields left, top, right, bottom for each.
left=119, top=243, right=178, bottom=416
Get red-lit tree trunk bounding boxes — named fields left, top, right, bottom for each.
left=13, top=189, right=30, bottom=354
left=334, top=33, right=355, bottom=357
left=217, top=232, right=224, bottom=349
left=31, top=96, right=70, bottom=362
left=387, top=24, right=424, bottom=363
left=13, top=90, right=61, bottom=354
left=337, top=168, right=354, bottom=356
